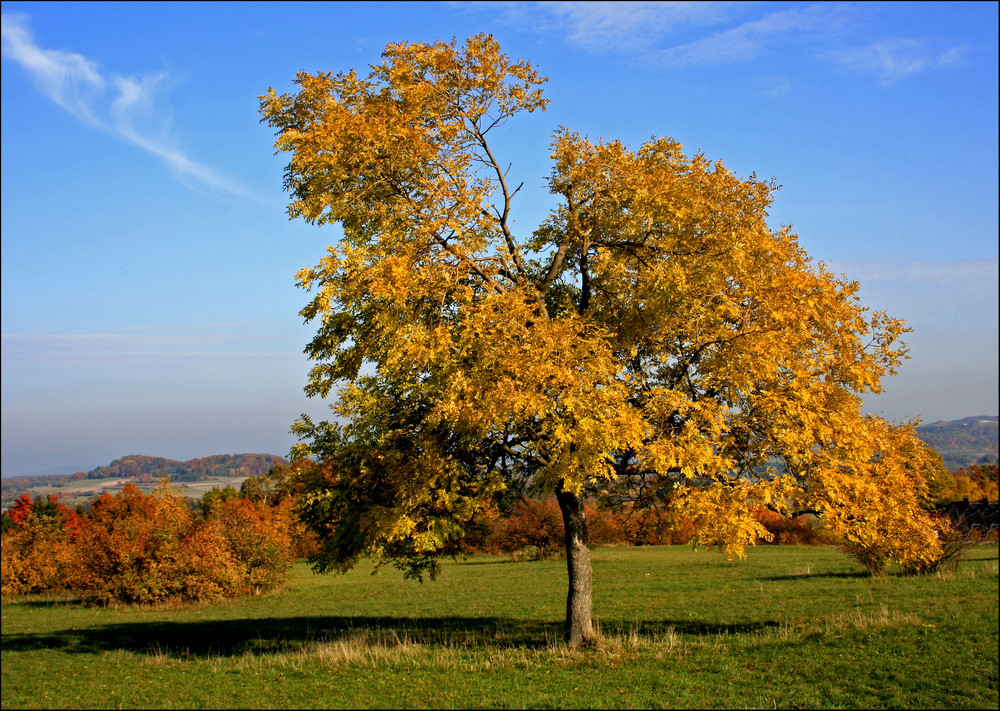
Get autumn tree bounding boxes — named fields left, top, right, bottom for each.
left=261, top=35, right=940, bottom=646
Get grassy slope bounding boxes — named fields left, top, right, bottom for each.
left=2, top=545, right=997, bottom=709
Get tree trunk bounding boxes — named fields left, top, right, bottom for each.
left=556, top=486, right=595, bottom=647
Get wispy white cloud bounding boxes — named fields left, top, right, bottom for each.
left=533, top=1, right=734, bottom=53
left=825, top=38, right=971, bottom=87
left=1, top=13, right=256, bottom=198
left=0, top=13, right=105, bottom=124
left=467, top=1, right=737, bottom=53
left=650, top=3, right=847, bottom=67
left=469, top=2, right=970, bottom=87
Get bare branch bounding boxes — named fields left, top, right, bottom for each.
left=471, top=124, right=528, bottom=280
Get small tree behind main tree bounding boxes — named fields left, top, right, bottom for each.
left=261, top=35, right=941, bottom=646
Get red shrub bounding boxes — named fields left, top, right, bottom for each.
left=70, top=484, right=198, bottom=603
left=750, top=506, right=831, bottom=545
left=611, top=504, right=698, bottom=546
left=70, top=483, right=295, bottom=604
left=584, top=504, right=627, bottom=546
left=472, top=497, right=626, bottom=559
left=485, top=497, right=565, bottom=559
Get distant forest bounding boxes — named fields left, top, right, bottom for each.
left=916, top=416, right=998, bottom=471
left=1, top=453, right=288, bottom=500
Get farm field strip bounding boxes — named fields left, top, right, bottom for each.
left=18, top=476, right=250, bottom=501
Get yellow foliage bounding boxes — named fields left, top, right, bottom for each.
left=262, top=35, right=935, bottom=576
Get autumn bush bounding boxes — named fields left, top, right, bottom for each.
left=900, top=513, right=986, bottom=576
left=0, top=482, right=298, bottom=604
left=834, top=503, right=943, bottom=577
left=481, top=497, right=564, bottom=559
left=208, top=497, right=295, bottom=594
left=71, top=483, right=207, bottom=604
left=612, top=503, right=698, bottom=546
left=81, top=483, right=295, bottom=603
left=239, top=469, right=321, bottom=560
left=750, top=507, right=832, bottom=546
left=473, top=496, right=756, bottom=555
left=813, top=422, right=946, bottom=576
left=586, top=504, right=627, bottom=547
left=471, top=497, right=625, bottom=559
left=1, top=494, right=81, bottom=595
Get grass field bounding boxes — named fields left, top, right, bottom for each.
left=2, top=544, right=997, bottom=709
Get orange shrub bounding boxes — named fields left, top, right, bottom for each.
left=750, top=506, right=831, bottom=545
left=170, top=520, right=244, bottom=600
left=70, top=483, right=295, bottom=604
left=1, top=495, right=80, bottom=595
left=207, top=497, right=295, bottom=594
left=584, top=503, right=627, bottom=546
left=485, top=497, right=565, bottom=559
left=71, top=483, right=198, bottom=603
left=473, top=497, right=626, bottom=559
left=612, top=503, right=698, bottom=546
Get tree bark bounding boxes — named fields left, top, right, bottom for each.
left=556, top=486, right=595, bottom=647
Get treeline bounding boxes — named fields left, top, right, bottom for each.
left=471, top=464, right=997, bottom=563
left=459, top=498, right=833, bottom=561
left=0, top=479, right=834, bottom=601
left=2, top=471, right=82, bottom=492
left=2, top=453, right=289, bottom=503
left=85, top=453, right=289, bottom=482
left=927, top=462, right=998, bottom=504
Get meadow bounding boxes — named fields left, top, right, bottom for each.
left=1, top=544, right=997, bottom=709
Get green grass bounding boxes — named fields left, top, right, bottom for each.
left=2, top=545, right=997, bottom=709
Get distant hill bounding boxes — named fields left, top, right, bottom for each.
left=4, top=419, right=996, bottom=508
left=916, top=416, right=998, bottom=471
left=1, top=453, right=288, bottom=509
left=83, top=453, right=288, bottom=482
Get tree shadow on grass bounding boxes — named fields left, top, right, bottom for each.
left=1, top=614, right=780, bottom=659
left=2, top=615, right=558, bottom=657
left=453, top=557, right=526, bottom=566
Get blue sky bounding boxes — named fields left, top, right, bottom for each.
left=2, top=1, right=997, bottom=477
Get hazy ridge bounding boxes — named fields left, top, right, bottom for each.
left=2, top=416, right=995, bottom=506
left=915, top=416, right=998, bottom=471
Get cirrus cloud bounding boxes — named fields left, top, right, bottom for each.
left=826, top=37, right=971, bottom=86
left=1, top=13, right=257, bottom=199
left=468, top=2, right=971, bottom=87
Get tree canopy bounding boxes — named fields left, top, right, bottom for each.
left=261, top=34, right=941, bottom=646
